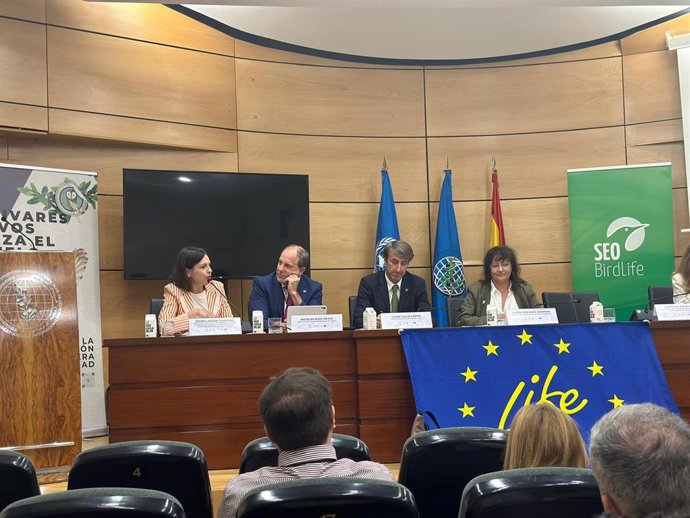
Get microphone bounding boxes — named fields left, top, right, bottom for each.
left=208, top=279, right=243, bottom=318
left=1, top=215, right=37, bottom=251
left=645, top=291, right=688, bottom=311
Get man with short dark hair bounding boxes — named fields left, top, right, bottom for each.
left=218, top=367, right=393, bottom=518
left=589, top=403, right=690, bottom=518
left=353, top=240, right=430, bottom=328
left=248, top=245, right=323, bottom=328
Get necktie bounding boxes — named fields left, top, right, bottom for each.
left=391, top=284, right=399, bottom=313
left=284, top=287, right=294, bottom=321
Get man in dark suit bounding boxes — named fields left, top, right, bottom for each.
left=353, top=240, right=430, bottom=328
left=248, top=244, right=323, bottom=329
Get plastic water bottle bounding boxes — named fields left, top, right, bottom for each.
left=144, top=314, right=157, bottom=338
left=252, top=310, right=264, bottom=333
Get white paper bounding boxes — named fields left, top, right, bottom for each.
left=380, top=311, right=433, bottom=329
left=289, top=314, right=343, bottom=332
left=188, top=317, right=242, bottom=336
left=506, top=308, right=559, bottom=325
left=654, top=303, right=690, bottom=321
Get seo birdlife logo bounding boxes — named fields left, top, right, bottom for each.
left=593, top=216, right=649, bottom=279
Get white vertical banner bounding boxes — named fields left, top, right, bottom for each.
left=678, top=46, right=690, bottom=220
left=0, top=163, right=106, bottom=436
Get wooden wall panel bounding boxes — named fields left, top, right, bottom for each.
left=238, top=132, right=427, bottom=202
left=235, top=60, right=425, bottom=136
left=623, top=50, right=680, bottom=124
left=0, top=138, right=6, bottom=159
left=621, top=12, right=690, bottom=55
left=47, top=110, right=236, bottom=152
left=426, top=58, right=624, bottom=136
left=47, top=0, right=234, bottom=55
left=99, top=195, right=122, bottom=271
left=0, top=0, right=45, bottom=21
left=310, top=203, right=430, bottom=269
left=0, top=18, right=47, bottom=105
left=427, top=127, right=626, bottom=201
left=100, top=272, right=162, bottom=339
left=7, top=138, right=239, bottom=196
left=626, top=120, right=685, bottom=187
left=0, top=104, right=47, bottom=133
left=47, top=27, right=236, bottom=129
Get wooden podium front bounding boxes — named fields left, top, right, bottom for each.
left=0, top=251, right=81, bottom=470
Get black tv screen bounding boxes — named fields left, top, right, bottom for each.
left=123, top=169, right=310, bottom=280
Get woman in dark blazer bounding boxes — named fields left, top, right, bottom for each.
left=458, top=245, right=538, bottom=326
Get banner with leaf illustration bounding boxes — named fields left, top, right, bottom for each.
left=0, top=163, right=106, bottom=436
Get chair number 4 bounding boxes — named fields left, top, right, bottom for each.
left=132, top=467, right=142, bottom=478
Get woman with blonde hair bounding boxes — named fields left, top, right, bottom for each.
left=503, top=403, right=588, bottom=470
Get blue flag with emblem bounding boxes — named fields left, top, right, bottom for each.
left=432, top=170, right=466, bottom=327
left=401, top=322, right=678, bottom=442
left=374, top=169, right=400, bottom=272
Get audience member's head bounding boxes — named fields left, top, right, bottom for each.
left=589, top=403, right=690, bottom=518
left=259, top=367, right=334, bottom=452
left=504, top=403, right=588, bottom=470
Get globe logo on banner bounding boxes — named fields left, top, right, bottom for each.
left=0, top=270, right=62, bottom=337
left=433, top=256, right=466, bottom=296
left=605, top=216, right=649, bottom=252
left=374, top=236, right=396, bottom=271
left=55, top=181, right=90, bottom=216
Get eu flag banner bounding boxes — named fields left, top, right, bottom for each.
left=401, top=322, right=677, bottom=441
left=432, top=170, right=466, bottom=327
left=374, top=169, right=400, bottom=272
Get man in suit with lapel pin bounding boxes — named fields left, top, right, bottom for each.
left=353, top=240, right=430, bottom=329
left=248, top=244, right=323, bottom=329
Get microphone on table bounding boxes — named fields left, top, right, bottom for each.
left=208, top=278, right=243, bottom=318
left=631, top=290, right=690, bottom=321
left=1, top=215, right=37, bottom=251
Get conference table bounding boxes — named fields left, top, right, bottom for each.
left=104, top=321, right=689, bottom=470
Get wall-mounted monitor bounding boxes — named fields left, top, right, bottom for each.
left=123, top=169, right=310, bottom=280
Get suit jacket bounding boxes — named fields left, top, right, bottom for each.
left=248, top=272, right=323, bottom=328
left=353, top=271, right=430, bottom=329
left=159, top=280, right=233, bottom=334
left=458, top=280, right=538, bottom=326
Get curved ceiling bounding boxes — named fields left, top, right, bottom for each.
left=98, top=1, right=690, bottom=63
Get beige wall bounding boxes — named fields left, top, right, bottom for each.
left=1, top=0, right=688, bottom=338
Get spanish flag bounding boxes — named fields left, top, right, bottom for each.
left=489, top=158, right=505, bottom=248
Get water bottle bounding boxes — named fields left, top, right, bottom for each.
left=144, top=314, right=157, bottom=338
left=486, top=305, right=498, bottom=326
left=589, top=301, right=604, bottom=323
left=252, top=310, right=264, bottom=333
left=363, top=307, right=377, bottom=330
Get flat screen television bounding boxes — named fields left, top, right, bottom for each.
left=123, top=169, right=310, bottom=280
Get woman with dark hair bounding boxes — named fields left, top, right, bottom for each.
left=158, top=246, right=233, bottom=335
left=457, top=245, right=538, bottom=326
left=672, top=243, right=690, bottom=303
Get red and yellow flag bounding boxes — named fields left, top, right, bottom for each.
left=489, top=159, right=505, bottom=248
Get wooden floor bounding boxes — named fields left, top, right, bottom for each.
left=38, top=435, right=400, bottom=517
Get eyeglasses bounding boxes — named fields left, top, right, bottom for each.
left=491, top=262, right=511, bottom=270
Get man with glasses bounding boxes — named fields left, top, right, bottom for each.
left=458, top=245, right=538, bottom=326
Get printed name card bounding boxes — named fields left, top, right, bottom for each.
left=290, top=314, right=343, bottom=333
left=380, top=311, right=433, bottom=330
left=506, top=308, right=559, bottom=326
left=654, top=303, right=690, bottom=321
left=189, top=317, right=242, bottom=336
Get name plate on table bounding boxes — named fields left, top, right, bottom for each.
left=290, top=314, right=343, bottom=333
left=189, top=317, right=242, bottom=336
left=506, top=308, right=559, bottom=326
left=654, top=303, right=690, bottom=321
left=380, top=311, right=433, bottom=330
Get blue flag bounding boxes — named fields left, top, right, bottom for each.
left=432, top=170, right=466, bottom=327
left=401, top=322, right=678, bottom=443
left=374, top=169, right=400, bottom=272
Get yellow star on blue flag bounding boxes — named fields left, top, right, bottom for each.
left=458, top=403, right=475, bottom=417
left=587, top=361, right=604, bottom=377
left=482, top=341, right=499, bottom=356
left=517, top=329, right=533, bottom=345
left=554, top=338, right=571, bottom=354
left=461, top=367, right=478, bottom=382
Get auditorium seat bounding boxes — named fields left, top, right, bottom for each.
left=541, top=291, right=600, bottom=323
left=236, top=478, right=419, bottom=518
left=648, top=285, right=673, bottom=307
left=0, top=450, right=40, bottom=512
left=458, top=467, right=603, bottom=518
left=398, top=427, right=507, bottom=518
left=67, top=440, right=212, bottom=518
left=239, top=433, right=371, bottom=474
left=149, top=298, right=164, bottom=321
left=0, top=487, right=186, bottom=518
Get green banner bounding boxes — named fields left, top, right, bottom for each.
left=567, top=163, right=674, bottom=321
